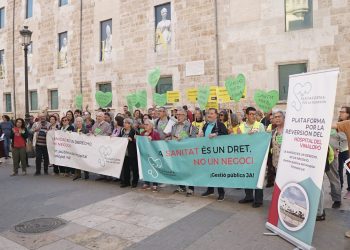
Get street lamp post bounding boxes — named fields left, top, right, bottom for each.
left=19, top=26, right=32, bottom=123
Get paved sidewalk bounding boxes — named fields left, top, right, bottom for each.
left=0, top=158, right=349, bottom=249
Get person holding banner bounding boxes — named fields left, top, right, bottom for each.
left=155, top=107, right=169, bottom=140
left=141, top=119, right=161, bottom=191
left=238, top=107, right=265, bottom=208
left=59, top=116, right=75, bottom=177
left=91, top=112, right=112, bottom=136
left=73, top=117, right=90, bottom=181
left=119, top=118, right=139, bottom=188
left=200, top=108, right=228, bottom=201
left=169, top=108, right=197, bottom=196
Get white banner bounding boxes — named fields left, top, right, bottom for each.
left=47, top=130, right=128, bottom=177
left=266, top=69, right=339, bottom=250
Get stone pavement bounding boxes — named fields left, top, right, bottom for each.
left=0, top=158, right=349, bottom=250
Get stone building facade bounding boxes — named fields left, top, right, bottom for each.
left=0, top=0, right=349, bottom=117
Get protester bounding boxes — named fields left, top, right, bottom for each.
left=10, top=118, right=28, bottom=176
left=66, top=110, right=75, bottom=127
left=91, top=112, right=112, bottom=136
left=72, top=117, right=90, bottom=181
left=335, top=106, right=350, bottom=196
left=74, top=109, right=82, bottom=118
left=155, top=107, right=169, bottom=140
left=228, top=113, right=240, bottom=134
left=219, top=110, right=229, bottom=128
left=111, top=116, right=124, bottom=137
left=199, top=108, right=228, bottom=201
left=141, top=119, right=161, bottom=191
left=192, top=109, right=205, bottom=135
left=32, top=113, right=51, bottom=175
left=133, top=110, right=143, bottom=133
left=238, top=107, right=265, bottom=208
left=327, top=139, right=342, bottom=209
left=169, top=108, right=196, bottom=196
left=49, top=115, right=59, bottom=130
left=183, top=105, right=193, bottom=123
left=104, top=112, right=114, bottom=133
left=151, top=108, right=158, bottom=120
left=119, top=118, right=139, bottom=188
left=267, top=110, right=285, bottom=187
left=123, top=105, right=129, bottom=116
left=92, top=112, right=112, bottom=181
left=84, top=111, right=95, bottom=133
left=1, top=115, right=13, bottom=159
left=60, top=116, right=75, bottom=176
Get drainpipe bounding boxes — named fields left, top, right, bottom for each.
left=12, top=0, right=17, bottom=118
left=79, top=0, right=83, bottom=94
left=214, top=0, right=219, bottom=86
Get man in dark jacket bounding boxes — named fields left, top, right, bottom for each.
left=200, top=108, right=228, bottom=201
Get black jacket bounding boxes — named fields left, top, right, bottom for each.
left=202, top=121, right=228, bottom=136
left=119, top=128, right=139, bottom=157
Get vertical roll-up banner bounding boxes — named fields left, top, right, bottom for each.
left=266, top=69, right=339, bottom=250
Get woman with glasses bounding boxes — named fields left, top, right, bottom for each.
left=219, top=111, right=229, bottom=128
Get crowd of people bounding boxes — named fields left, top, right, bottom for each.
left=0, top=104, right=350, bottom=226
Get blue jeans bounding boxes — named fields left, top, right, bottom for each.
left=3, top=135, right=11, bottom=157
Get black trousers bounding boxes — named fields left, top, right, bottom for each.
left=35, top=145, right=49, bottom=174
left=266, top=152, right=276, bottom=185
left=180, top=185, right=194, bottom=191
left=121, top=156, right=139, bottom=185
left=244, top=189, right=263, bottom=204
left=207, top=187, right=225, bottom=195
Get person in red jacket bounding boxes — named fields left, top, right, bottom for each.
left=141, top=119, right=160, bottom=191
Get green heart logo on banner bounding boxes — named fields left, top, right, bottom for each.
left=148, top=68, right=161, bottom=88
left=254, top=90, right=279, bottom=113
left=136, top=90, right=147, bottom=109
left=197, top=86, right=210, bottom=110
left=153, top=93, right=167, bottom=106
left=75, top=94, right=83, bottom=109
left=95, top=91, right=113, bottom=108
left=225, top=74, right=246, bottom=102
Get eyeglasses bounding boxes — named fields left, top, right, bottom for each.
left=62, top=119, right=68, bottom=122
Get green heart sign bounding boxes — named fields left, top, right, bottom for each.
left=95, top=91, right=112, bottom=108
left=153, top=93, right=167, bottom=106
left=197, top=86, right=210, bottom=110
left=126, top=93, right=137, bottom=113
left=276, top=135, right=283, bottom=145
left=225, top=74, right=246, bottom=102
left=148, top=68, right=161, bottom=88
left=75, top=94, right=83, bottom=109
left=136, top=90, right=147, bottom=109
left=254, top=90, right=279, bottom=113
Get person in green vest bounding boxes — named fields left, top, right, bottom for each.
left=238, top=107, right=265, bottom=208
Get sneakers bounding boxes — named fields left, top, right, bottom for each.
left=332, top=201, right=341, bottom=209
left=217, top=194, right=225, bottom=202
left=22, top=171, right=27, bottom=176
left=10, top=172, right=18, bottom=176
left=201, top=190, right=214, bottom=197
left=343, top=191, right=350, bottom=199
left=173, top=187, right=186, bottom=194
left=142, top=184, right=150, bottom=190
left=152, top=186, right=159, bottom=192
left=316, top=210, right=326, bottom=221
left=345, top=230, right=350, bottom=238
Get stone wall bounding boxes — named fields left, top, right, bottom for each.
left=0, top=0, right=349, bottom=118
